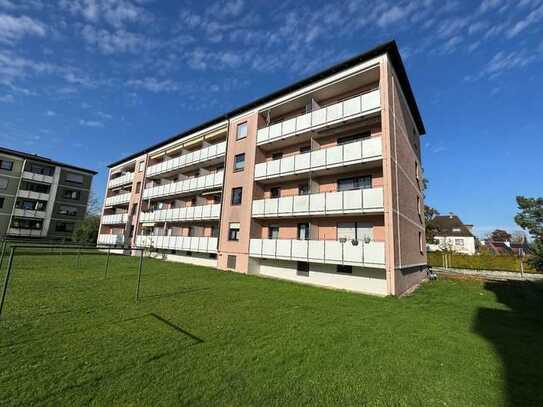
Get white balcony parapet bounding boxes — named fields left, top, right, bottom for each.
left=135, top=235, right=218, bottom=254
left=146, top=141, right=227, bottom=177
left=254, top=138, right=382, bottom=181
left=13, top=208, right=47, bottom=219
left=97, top=234, right=125, bottom=245
left=17, top=190, right=50, bottom=202
left=101, top=213, right=129, bottom=225
left=252, top=187, right=383, bottom=218
left=109, top=172, right=134, bottom=188
left=142, top=171, right=224, bottom=200
left=104, top=193, right=131, bottom=207
left=249, top=239, right=385, bottom=268
left=140, top=204, right=221, bottom=223
left=7, top=228, right=46, bottom=237
left=22, top=171, right=53, bottom=184
left=256, top=89, right=381, bottom=146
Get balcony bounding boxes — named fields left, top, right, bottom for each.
left=8, top=228, right=46, bottom=237
left=142, top=171, right=223, bottom=200
left=101, top=213, right=129, bottom=225
left=249, top=239, right=385, bottom=268
left=146, top=141, right=227, bottom=178
left=13, top=208, right=47, bottom=219
left=135, top=235, right=218, bottom=254
left=104, top=193, right=131, bottom=207
left=17, top=190, right=50, bottom=201
left=256, top=89, right=380, bottom=147
left=109, top=172, right=134, bottom=189
left=252, top=187, right=383, bottom=218
left=254, top=138, right=382, bottom=181
left=97, top=234, right=125, bottom=245
left=22, top=171, right=53, bottom=184
left=140, top=204, right=221, bottom=223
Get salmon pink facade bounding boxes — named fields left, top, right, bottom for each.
left=98, top=41, right=427, bottom=296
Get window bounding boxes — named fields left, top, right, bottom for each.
left=337, top=222, right=372, bottom=242
left=58, top=205, right=77, bottom=216
left=190, top=196, right=197, bottom=205
left=135, top=181, right=141, bottom=194
left=12, top=218, right=42, bottom=230
left=236, top=122, right=247, bottom=140
left=297, top=223, right=309, bottom=240
left=26, top=163, right=54, bottom=176
left=227, top=255, right=237, bottom=269
left=270, top=187, right=281, bottom=198
left=66, top=172, right=84, bottom=184
left=297, top=261, right=309, bottom=276
left=268, top=225, right=279, bottom=239
left=187, top=226, right=193, bottom=237
left=415, top=161, right=420, bottom=183
left=298, top=184, right=309, bottom=195
left=0, top=177, right=8, bottom=190
left=234, top=153, right=245, bottom=172
left=455, top=239, right=464, bottom=246
left=452, top=228, right=461, bottom=233
left=272, top=152, right=283, bottom=160
left=419, top=232, right=424, bottom=253
left=22, top=182, right=49, bottom=193
left=337, top=265, right=353, bottom=274
left=417, top=195, right=421, bottom=220
left=0, top=197, right=4, bottom=208
left=337, top=176, right=372, bottom=191
left=139, top=161, right=145, bottom=172
left=131, top=203, right=138, bottom=215
left=0, top=159, right=13, bottom=171
left=55, top=222, right=74, bottom=233
left=299, top=146, right=311, bottom=154
left=228, top=223, right=240, bottom=241
left=337, top=132, right=370, bottom=145
left=231, top=187, right=242, bottom=205
left=63, top=189, right=80, bottom=200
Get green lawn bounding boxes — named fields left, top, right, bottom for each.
left=1, top=250, right=542, bottom=406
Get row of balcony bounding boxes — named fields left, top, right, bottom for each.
left=256, top=89, right=380, bottom=146
left=101, top=213, right=129, bottom=225
left=8, top=228, right=46, bottom=237
left=142, top=171, right=224, bottom=200
left=109, top=172, right=134, bottom=189
left=249, top=239, right=385, bottom=268
left=97, top=234, right=125, bottom=245
left=17, top=189, right=50, bottom=202
left=254, top=137, right=382, bottom=181
left=146, top=141, right=227, bottom=177
left=13, top=208, right=46, bottom=219
left=252, top=187, right=383, bottom=218
left=22, top=171, right=53, bottom=184
left=140, top=204, right=221, bottom=223
left=104, top=192, right=131, bottom=207
left=135, top=235, right=218, bottom=254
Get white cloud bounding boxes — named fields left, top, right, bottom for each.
left=81, top=24, right=154, bottom=54
left=45, top=110, right=56, bottom=116
left=79, top=119, right=103, bottom=127
left=0, top=93, right=13, bottom=102
left=506, top=4, right=543, bottom=38
left=376, top=5, right=414, bottom=28
left=0, top=13, right=46, bottom=44
left=127, top=77, right=178, bottom=93
left=97, top=111, right=112, bottom=119
left=61, top=0, right=150, bottom=28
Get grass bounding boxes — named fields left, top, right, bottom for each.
left=427, top=252, right=537, bottom=273
left=1, top=249, right=543, bottom=406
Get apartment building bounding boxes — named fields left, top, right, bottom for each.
left=99, top=41, right=427, bottom=296
left=0, top=147, right=97, bottom=239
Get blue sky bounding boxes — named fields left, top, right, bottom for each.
left=1, top=0, right=542, bottom=237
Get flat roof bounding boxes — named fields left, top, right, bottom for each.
left=109, top=40, right=425, bottom=168
left=0, top=146, right=98, bottom=175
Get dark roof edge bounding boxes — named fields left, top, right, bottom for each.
left=0, top=147, right=98, bottom=175
left=108, top=40, right=425, bottom=168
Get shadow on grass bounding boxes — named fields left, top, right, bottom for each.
left=474, top=279, right=543, bottom=406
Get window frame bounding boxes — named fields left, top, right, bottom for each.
left=233, top=153, right=246, bottom=172
left=270, top=187, right=281, bottom=198
left=236, top=122, right=247, bottom=141
left=58, top=205, right=78, bottom=216
left=228, top=223, right=240, bottom=241
left=0, top=177, right=8, bottom=190
left=63, top=189, right=80, bottom=201
left=0, top=160, right=13, bottom=171
left=336, top=265, right=353, bottom=274
left=65, top=172, right=84, bottom=185
left=231, top=187, right=242, bottom=205
left=268, top=224, right=280, bottom=239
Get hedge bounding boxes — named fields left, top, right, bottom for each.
left=427, top=252, right=536, bottom=273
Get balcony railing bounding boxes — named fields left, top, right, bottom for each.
left=254, top=137, right=382, bottom=181
left=104, top=193, right=131, bottom=207
left=8, top=228, right=46, bottom=237
left=17, top=190, right=50, bottom=201
left=146, top=141, right=227, bottom=177
left=140, top=204, right=221, bottom=223
left=22, top=171, right=53, bottom=184
left=142, top=171, right=223, bottom=200
left=109, top=172, right=134, bottom=189
left=97, top=234, right=125, bottom=245
left=13, top=208, right=47, bottom=219
left=101, top=213, right=129, bottom=225
left=256, top=89, right=380, bottom=146
left=252, top=187, right=383, bottom=218
left=135, top=235, right=218, bottom=254
left=249, top=239, right=385, bottom=268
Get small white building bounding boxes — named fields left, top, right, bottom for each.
left=430, top=214, right=476, bottom=255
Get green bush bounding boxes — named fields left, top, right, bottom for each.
left=427, top=252, right=536, bottom=273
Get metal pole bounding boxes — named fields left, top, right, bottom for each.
left=77, top=248, right=81, bottom=269
left=519, top=248, right=525, bottom=280
left=104, top=248, right=111, bottom=279
left=0, top=239, right=6, bottom=272
left=135, top=249, right=144, bottom=303
left=0, top=247, right=15, bottom=319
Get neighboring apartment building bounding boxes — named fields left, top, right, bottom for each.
left=98, top=41, right=427, bottom=296
left=0, top=147, right=97, bottom=240
left=431, top=214, right=476, bottom=255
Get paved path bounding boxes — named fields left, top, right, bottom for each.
left=433, top=267, right=543, bottom=282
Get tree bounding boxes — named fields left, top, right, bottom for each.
left=490, top=229, right=512, bottom=242
left=424, top=205, right=440, bottom=243
left=72, top=215, right=100, bottom=243
left=514, top=196, right=543, bottom=271
left=510, top=231, right=527, bottom=244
